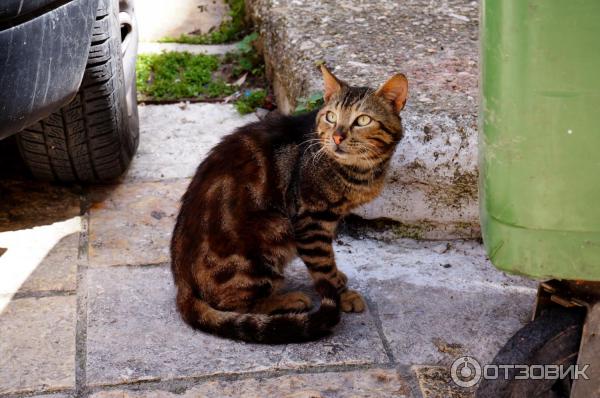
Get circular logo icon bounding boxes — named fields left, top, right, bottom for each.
left=451, top=356, right=482, bottom=388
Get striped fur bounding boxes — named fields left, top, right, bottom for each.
left=171, top=68, right=408, bottom=343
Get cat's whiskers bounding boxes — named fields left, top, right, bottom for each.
left=353, top=143, right=381, bottom=186
left=300, top=138, right=322, bottom=146
left=361, top=142, right=381, bottom=158
left=301, top=138, right=324, bottom=159
left=310, top=145, right=328, bottom=167
left=299, top=138, right=323, bottom=149
left=315, top=146, right=329, bottom=165
left=303, top=141, right=322, bottom=158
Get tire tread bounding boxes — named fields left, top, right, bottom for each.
left=17, top=0, right=139, bottom=182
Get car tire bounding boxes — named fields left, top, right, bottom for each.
left=476, top=307, right=584, bottom=398
left=16, top=0, right=139, bottom=182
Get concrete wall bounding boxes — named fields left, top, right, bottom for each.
left=136, top=0, right=229, bottom=41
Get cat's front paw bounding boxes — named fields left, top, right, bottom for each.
left=331, top=269, right=348, bottom=291
left=340, top=289, right=366, bottom=313
left=337, top=270, right=348, bottom=286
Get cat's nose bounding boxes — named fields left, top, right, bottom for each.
left=332, top=130, right=347, bottom=145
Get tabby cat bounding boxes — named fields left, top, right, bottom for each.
left=171, top=65, right=408, bottom=343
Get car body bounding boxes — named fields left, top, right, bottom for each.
left=0, top=0, right=139, bottom=182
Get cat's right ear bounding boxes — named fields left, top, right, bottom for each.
left=320, top=65, right=342, bottom=102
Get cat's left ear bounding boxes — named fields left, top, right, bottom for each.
left=375, top=74, right=408, bottom=113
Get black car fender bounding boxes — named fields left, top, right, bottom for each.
left=0, top=0, right=100, bottom=139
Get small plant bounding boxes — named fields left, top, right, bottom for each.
left=136, top=52, right=235, bottom=100
left=294, top=91, right=324, bottom=114
left=236, top=31, right=258, bottom=53
left=159, top=0, right=247, bottom=45
left=223, top=32, right=264, bottom=78
left=235, top=89, right=267, bottom=114
left=138, top=26, right=271, bottom=114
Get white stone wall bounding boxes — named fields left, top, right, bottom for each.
left=136, top=0, right=230, bottom=41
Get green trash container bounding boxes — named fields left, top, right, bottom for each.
left=478, top=1, right=600, bottom=396
left=480, top=0, right=600, bottom=281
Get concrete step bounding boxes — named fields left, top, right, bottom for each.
left=138, top=41, right=239, bottom=55
left=247, top=0, right=480, bottom=239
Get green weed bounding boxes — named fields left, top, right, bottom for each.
left=224, top=32, right=264, bottom=78
left=234, top=89, right=267, bottom=114
left=136, top=52, right=235, bottom=100
left=294, top=91, right=324, bottom=114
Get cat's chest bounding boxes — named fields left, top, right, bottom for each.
left=342, top=180, right=385, bottom=210
left=303, top=178, right=384, bottom=216
left=296, top=159, right=387, bottom=214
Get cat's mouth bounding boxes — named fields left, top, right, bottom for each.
left=328, top=143, right=355, bottom=161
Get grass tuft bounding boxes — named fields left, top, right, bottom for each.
left=234, top=89, right=266, bottom=114
left=136, top=52, right=235, bottom=100
left=136, top=33, right=270, bottom=114
left=223, top=32, right=263, bottom=78
left=294, top=91, right=324, bottom=114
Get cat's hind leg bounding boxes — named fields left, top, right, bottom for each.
left=253, top=291, right=313, bottom=314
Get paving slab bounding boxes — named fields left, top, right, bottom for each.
left=0, top=218, right=81, bottom=298
left=125, top=103, right=258, bottom=182
left=138, top=42, right=239, bottom=56
left=330, top=235, right=536, bottom=367
left=414, top=366, right=474, bottom=398
left=247, top=0, right=480, bottom=237
left=87, top=179, right=189, bottom=267
left=85, top=266, right=388, bottom=386
left=0, top=296, right=76, bottom=395
left=373, top=279, right=532, bottom=367
left=89, top=369, right=409, bottom=397
left=10, top=233, right=79, bottom=295
left=0, top=180, right=81, bottom=232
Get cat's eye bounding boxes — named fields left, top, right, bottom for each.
left=325, top=111, right=337, bottom=123
left=356, top=115, right=372, bottom=126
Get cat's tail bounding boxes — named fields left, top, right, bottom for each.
left=175, top=279, right=341, bottom=344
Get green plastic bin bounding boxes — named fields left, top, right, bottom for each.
left=479, top=0, right=600, bottom=281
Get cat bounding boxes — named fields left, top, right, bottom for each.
left=170, top=65, right=408, bottom=343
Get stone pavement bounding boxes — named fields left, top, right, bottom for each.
left=0, top=102, right=537, bottom=397
left=247, top=0, right=480, bottom=239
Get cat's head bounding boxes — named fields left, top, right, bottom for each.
left=315, top=65, right=408, bottom=166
